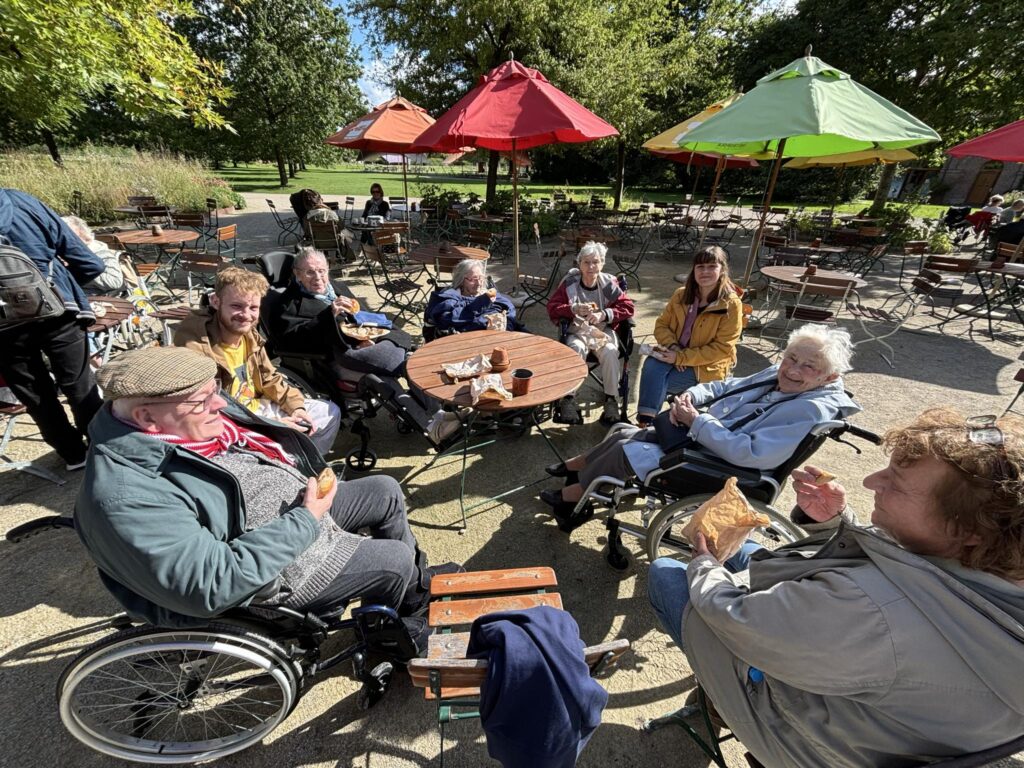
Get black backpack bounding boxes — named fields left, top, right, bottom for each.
left=0, top=244, right=66, bottom=329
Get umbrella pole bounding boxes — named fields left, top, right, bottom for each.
left=697, top=156, right=726, bottom=250
left=402, top=153, right=411, bottom=239
left=512, top=138, right=520, bottom=284
left=741, top=138, right=786, bottom=287
left=690, top=166, right=702, bottom=204
left=832, top=164, right=845, bottom=215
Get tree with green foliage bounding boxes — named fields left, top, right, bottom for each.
left=177, top=0, right=365, bottom=186
left=354, top=0, right=761, bottom=205
left=0, top=0, right=230, bottom=164
left=730, top=0, right=1024, bottom=208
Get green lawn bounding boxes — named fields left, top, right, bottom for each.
left=214, top=163, right=948, bottom=218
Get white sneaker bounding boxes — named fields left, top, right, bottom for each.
left=66, top=459, right=87, bottom=471
left=427, top=410, right=461, bottom=444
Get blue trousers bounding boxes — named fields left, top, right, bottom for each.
left=647, top=542, right=763, bottom=650
left=637, top=357, right=697, bottom=419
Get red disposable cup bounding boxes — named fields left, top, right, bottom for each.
left=511, top=368, right=533, bottom=396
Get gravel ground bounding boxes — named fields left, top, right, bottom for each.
left=2, top=200, right=1023, bottom=767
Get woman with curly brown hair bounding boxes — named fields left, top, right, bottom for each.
left=648, top=407, right=1024, bottom=768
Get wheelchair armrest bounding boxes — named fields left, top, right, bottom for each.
left=657, top=446, right=763, bottom=484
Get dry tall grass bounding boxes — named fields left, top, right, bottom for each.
left=0, top=146, right=245, bottom=223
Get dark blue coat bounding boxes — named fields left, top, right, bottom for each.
left=467, top=606, right=608, bottom=768
left=0, top=189, right=104, bottom=320
left=425, top=287, right=521, bottom=332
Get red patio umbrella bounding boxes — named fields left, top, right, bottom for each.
left=947, top=119, right=1024, bottom=162
left=325, top=96, right=438, bottom=219
left=411, top=59, right=619, bottom=278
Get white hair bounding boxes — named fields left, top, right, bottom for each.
left=295, top=246, right=327, bottom=269
left=576, top=241, right=607, bottom=266
left=62, top=215, right=92, bottom=242
left=786, top=323, right=854, bottom=375
left=452, top=259, right=486, bottom=295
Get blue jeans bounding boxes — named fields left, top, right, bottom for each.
left=647, top=542, right=763, bottom=650
left=637, top=357, right=698, bottom=419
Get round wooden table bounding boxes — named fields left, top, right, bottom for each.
left=406, top=330, right=587, bottom=412
left=760, top=265, right=867, bottom=290
left=113, top=228, right=201, bottom=247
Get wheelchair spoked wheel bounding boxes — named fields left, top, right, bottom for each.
left=58, top=625, right=301, bottom=764
left=645, top=494, right=805, bottom=564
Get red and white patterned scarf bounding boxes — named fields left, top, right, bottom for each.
left=145, top=416, right=294, bottom=466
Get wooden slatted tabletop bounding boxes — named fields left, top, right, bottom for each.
left=113, top=228, right=201, bottom=247
left=405, top=330, right=587, bottom=412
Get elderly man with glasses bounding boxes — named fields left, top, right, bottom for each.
left=647, top=408, right=1024, bottom=767
left=75, top=346, right=457, bottom=653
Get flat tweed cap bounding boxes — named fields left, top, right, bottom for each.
left=97, top=347, right=218, bottom=400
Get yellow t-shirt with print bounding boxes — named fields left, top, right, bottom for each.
left=219, top=339, right=259, bottom=412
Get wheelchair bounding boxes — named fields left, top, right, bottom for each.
left=571, top=417, right=881, bottom=570
left=58, top=600, right=416, bottom=764
left=3, top=516, right=419, bottom=766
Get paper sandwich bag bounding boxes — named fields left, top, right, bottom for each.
left=680, top=476, right=771, bottom=561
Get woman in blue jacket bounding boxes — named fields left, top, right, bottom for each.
left=424, top=258, right=520, bottom=334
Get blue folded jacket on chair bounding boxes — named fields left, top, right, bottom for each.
left=467, top=605, right=608, bottom=768
left=352, top=310, right=392, bottom=328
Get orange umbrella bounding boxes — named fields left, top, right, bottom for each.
left=325, top=96, right=438, bottom=215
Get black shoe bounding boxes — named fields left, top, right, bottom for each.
left=553, top=502, right=595, bottom=533
left=401, top=616, right=433, bottom=657
left=427, top=561, right=466, bottom=578
left=540, top=488, right=564, bottom=508
left=553, top=398, right=583, bottom=425
left=599, top=398, right=622, bottom=427
left=544, top=462, right=580, bottom=485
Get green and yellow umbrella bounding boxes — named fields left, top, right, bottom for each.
left=675, top=49, right=939, bottom=283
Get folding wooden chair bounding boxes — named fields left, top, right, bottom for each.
left=509, top=248, right=565, bottom=320
left=361, top=239, right=427, bottom=323
left=408, top=567, right=630, bottom=768
left=847, top=275, right=938, bottom=367
left=762, top=274, right=858, bottom=348
left=306, top=220, right=348, bottom=263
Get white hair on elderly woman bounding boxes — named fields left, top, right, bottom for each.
left=62, top=215, right=93, bottom=242
left=786, top=323, right=854, bottom=375
left=577, top=240, right=608, bottom=266
left=294, top=246, right=327, bottom=269
left=452, top=258, right=486, bottom=295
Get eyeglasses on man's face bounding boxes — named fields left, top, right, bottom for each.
left=141, top=387, right=224, bottom=415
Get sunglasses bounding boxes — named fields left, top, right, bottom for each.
left=966, top=414, right=1003, bottom=448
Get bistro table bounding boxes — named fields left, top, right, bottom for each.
left=113, top=228, right=202, bottom=299
left=406, top=329, right=587, bottom=528
left=406, top=244, right=489, bottom=277
left=757, top=266, right=868, bottom=328
left=952, top=261, right=1024, bottom=339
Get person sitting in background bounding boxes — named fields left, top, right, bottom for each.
left=62, top=215, right=125, bottom=295
left=981, top=194, right=1005, bottom=216
left=540, top=324, right=859, bottom=530
left=173, top=266, right=342, bottom=455
left=648, top=407, right=1024, bottom=767
left=301, top=189, right=339, bottom=224
left=362, top=183, right=390, bottom=220
left=1000, top=199, right=1024, bottom=225
left=424, top=258, right=521, bottom=334
left=636, top=246, right=742, bottom=427
left=547, top=241, right=635, bottom=426
left=262, top=247, right=409, bottom=385
left=77, top=346, right=460, bottom=652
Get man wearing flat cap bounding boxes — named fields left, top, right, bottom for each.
left=75, top=347, right=456, bottom=651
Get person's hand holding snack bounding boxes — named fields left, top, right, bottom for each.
left=485, top=288, right=497, bottom=302
left=301, top=472, right=336, bottom=520
left=331, top=296, right=359, bottom=317
left=791, top=464, right=846, bottom=522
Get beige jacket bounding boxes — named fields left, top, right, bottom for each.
left=173, top=311, right=305, bottom=413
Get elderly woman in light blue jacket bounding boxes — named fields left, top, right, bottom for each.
left=538, top=324, right=860, bottom=529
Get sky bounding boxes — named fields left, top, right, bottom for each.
left=344, top=4, right=394, bottom=109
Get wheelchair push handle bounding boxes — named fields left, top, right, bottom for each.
left=842, top=423, right=882, bottom=445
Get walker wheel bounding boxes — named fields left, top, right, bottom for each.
left=395, top=418, right=414, bottom=435
left=345, top=448, right=378, bottom=472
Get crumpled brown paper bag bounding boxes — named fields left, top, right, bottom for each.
left=470, top=373, right=513, bottom=405
left=680, top=477, right=771, bottom=561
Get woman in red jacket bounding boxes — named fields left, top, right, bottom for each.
left=547, top=241, right=635, bottom=425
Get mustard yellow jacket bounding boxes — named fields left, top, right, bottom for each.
left=652, top=287, right=742, bottom=383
